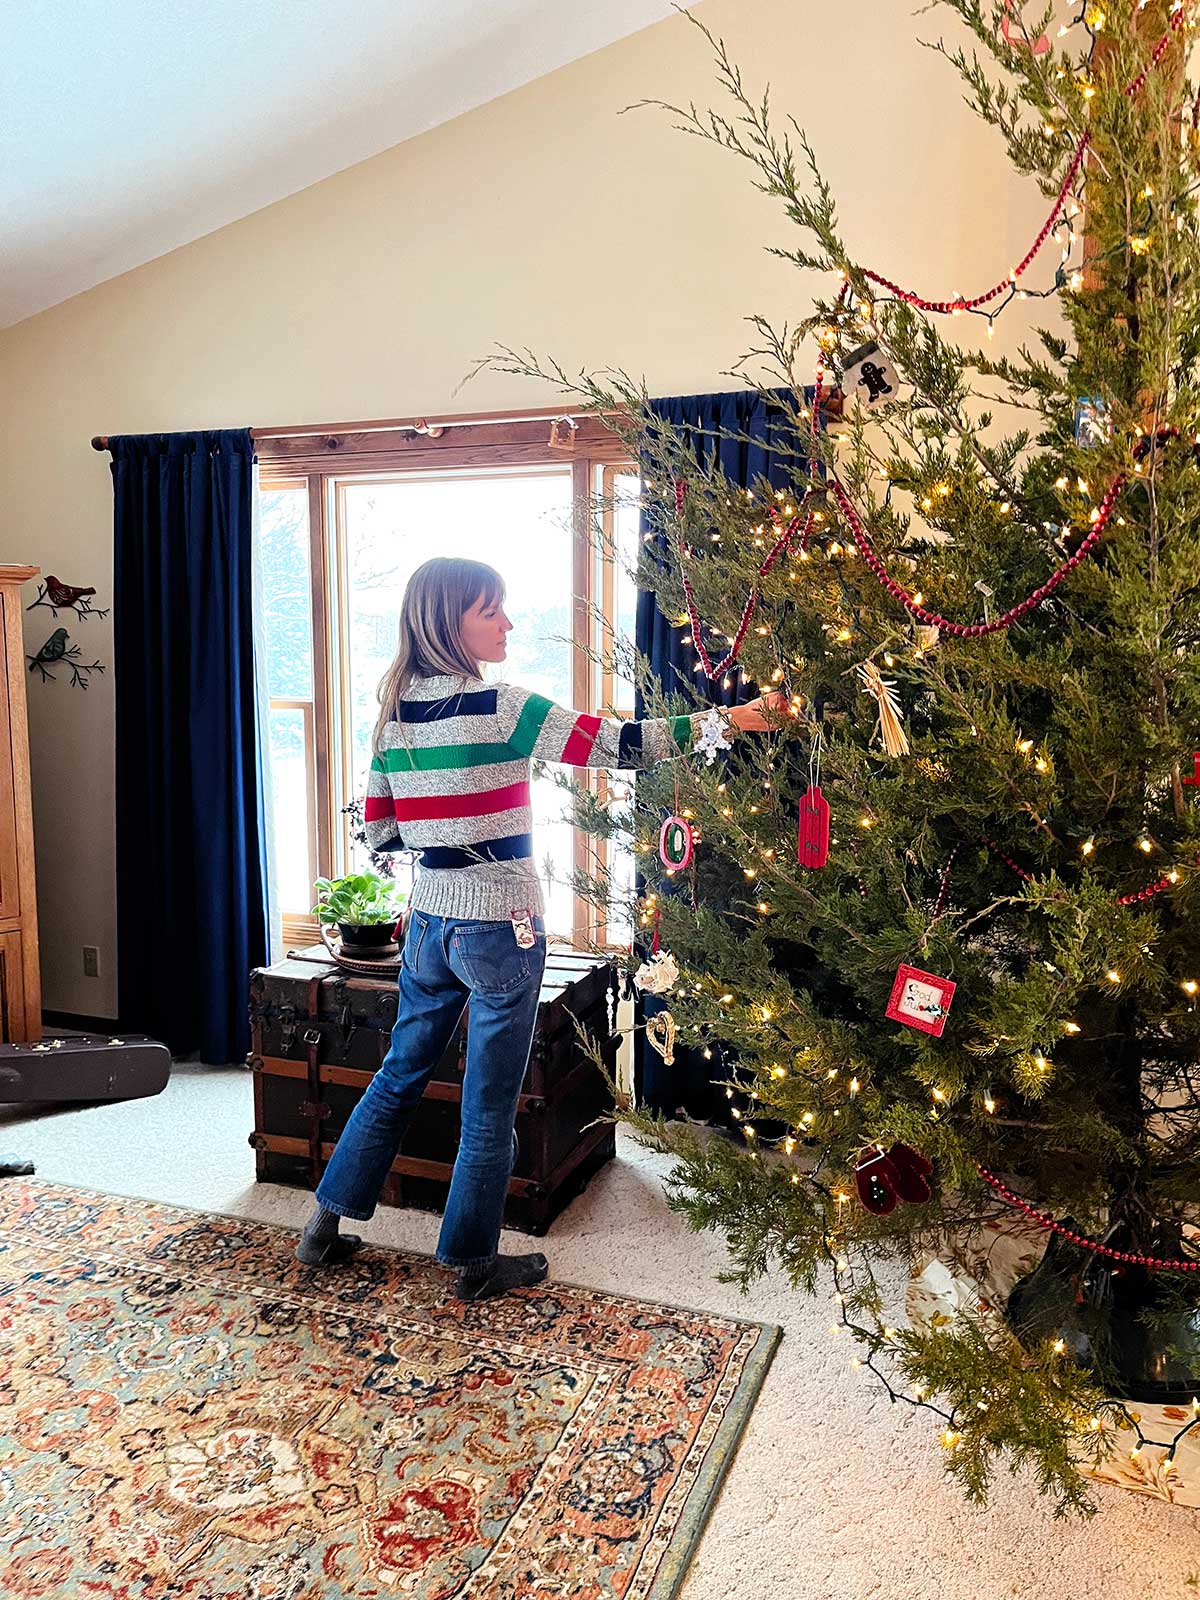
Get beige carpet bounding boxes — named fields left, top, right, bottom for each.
left=3, top=1062, right=1198, bottom=1598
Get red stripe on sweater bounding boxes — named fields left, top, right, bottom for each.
left=364, top=794, right=395, bottom=822
left=561, top=713, right=602, bottom=766
left=392, top=778, right=531, bottom=822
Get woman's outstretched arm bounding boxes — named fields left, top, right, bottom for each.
left=496, top=684, right=785, bottom=771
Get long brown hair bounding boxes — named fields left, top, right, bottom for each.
left=371, top=557, right=504, bottom=751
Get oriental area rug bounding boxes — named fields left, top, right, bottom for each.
left=0, top=1180, right=779, bottom=1599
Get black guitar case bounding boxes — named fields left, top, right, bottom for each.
left=0, top=1034, right=170, bottom=1104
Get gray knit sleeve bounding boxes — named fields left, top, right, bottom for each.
left=496, top=682, right=704, bottom=770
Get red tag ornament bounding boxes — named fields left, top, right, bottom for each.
left=886, top=964, right=956, bottom=1037
left=797, top=785, right=830, bottom=869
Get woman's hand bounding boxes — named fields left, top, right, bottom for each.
left=726, top=691, right=789, bottom=732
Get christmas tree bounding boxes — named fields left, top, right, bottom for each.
left=481, top=1, right=1200, bottom=1515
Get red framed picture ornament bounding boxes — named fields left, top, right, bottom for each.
left=885, top=964, right=956, bottom=1038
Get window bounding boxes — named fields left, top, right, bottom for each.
left=259, top=479, right=318, bottom=922
left=588, top=465, right=641, bottom=947
left=256, top=413, right=635, bottom=949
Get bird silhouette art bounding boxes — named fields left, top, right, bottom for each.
left=26, top=628, right=105, bottom=688
left=26, top=575, right=109, bottom=620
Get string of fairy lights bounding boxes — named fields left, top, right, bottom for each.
left=660, top=0, right=1193, bottom=674
left=635, top=664, right=1200, bottom=1451
left=857, top=0, right=1190, bottom=330
left=628, top=0, right=1200, bottom=1473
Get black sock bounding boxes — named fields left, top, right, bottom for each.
left=296, top=1204, right=362, bottom=1265
left=455, top=1252, right=548, bottom=1301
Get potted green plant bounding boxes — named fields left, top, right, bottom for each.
left=312, top=871, right=408, bottom=954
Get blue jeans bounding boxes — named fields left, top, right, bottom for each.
left=315, top=910, right=546, bottom=1268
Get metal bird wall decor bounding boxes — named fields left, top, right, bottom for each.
left=26, top=628, right=105, bottom=689
left=26, top=575, right=110, bottom=620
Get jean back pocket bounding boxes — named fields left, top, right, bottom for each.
left=450, top=922, right=540, bottom=994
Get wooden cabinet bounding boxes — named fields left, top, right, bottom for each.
left=0, top=568, right=40, bottom=1042
left=0, top=929, right=29, bottom=1043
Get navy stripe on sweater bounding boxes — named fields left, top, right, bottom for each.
left=396, top=688, right=498, bottom=723
left=617, top=720, right=643, bottom=766
left=419, top=832, right=534, bottom=869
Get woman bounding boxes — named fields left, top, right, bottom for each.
left=297, top=556, right=781, bottom=1299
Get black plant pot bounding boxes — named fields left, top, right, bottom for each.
left=1005, top=1217, right=1200, bottom=1403
left=337, top=920, right=401, bottom=957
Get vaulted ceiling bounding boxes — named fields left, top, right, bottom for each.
left=0, top=0, right=676, bottom=328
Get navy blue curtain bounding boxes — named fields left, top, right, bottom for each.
left=635, top=387, right=816, bottom=1119
left=112, top=429, right=268, bottom=1064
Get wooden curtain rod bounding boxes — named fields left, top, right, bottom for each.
left=90, top=403, right=622, bottom=452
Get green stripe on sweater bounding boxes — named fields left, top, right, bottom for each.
left=671, top=714, right=693, bottom=751
left=506, top=693, right=555, bottom=757
left=379, top=741, right=521, bottom=773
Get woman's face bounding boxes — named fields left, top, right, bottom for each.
left=460, top=591, right=512, bottom=665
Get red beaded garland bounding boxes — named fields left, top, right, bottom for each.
left=933, top=844, right=960, bottom=917
left=833, top=429, right=1190, bottom=639
left=863, top=133, right=1089, bottom=314
left=667, top=7, right=1190, bottom=679
left=676, top=490, right=813, bottom=680
left=977, top=1165, right=1199, bottom=1274
left=1115, top=874, right=1175, bottom=906
left=834, top=475, right=1114, bottom=636
left=858, top=6, right=1186, bottom=315
left=672, top=317, right=836, bottom=681
left=981, top=837, right=1033, bottom=881
left=984, top=836, right=1190, bottom=907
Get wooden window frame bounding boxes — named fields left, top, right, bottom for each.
left=582, top=462, right=641, bottom=950
left=257, top=413, right=634, bottom=951
left=256, top=474, right=329, bottom=953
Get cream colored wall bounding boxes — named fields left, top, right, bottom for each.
left=0, top=0, right=1054, bottom=1024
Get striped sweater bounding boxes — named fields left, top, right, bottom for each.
left=364, top=674, right=706, bottom=921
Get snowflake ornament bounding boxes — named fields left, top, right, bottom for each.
left=694, top=708, right=734, bottom=766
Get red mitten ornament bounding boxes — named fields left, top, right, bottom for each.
left=854, top=1141, right=934, bottom=1215
left=887, top=1141, right=933, bottom=1205
left=854, top=1145, right=903, bottom=1215
left=797, top=784, right=830, bottom=869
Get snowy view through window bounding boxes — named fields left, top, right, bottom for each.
left=259, top=469, right=589, bottom=935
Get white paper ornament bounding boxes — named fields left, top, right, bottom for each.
left=633, top=949, right=679, bottom=995
left=842, top=341, right=900, bottom=409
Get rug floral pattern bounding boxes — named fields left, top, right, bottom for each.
left=0, top=1182, right=778, bottom=1598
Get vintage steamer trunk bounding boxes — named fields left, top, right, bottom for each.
left=248, top=945, right=618, bottom=1235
